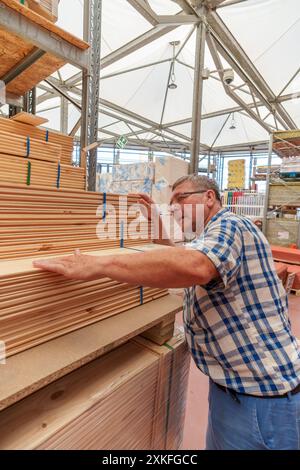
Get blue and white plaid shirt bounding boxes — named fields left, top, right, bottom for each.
left=184, top=208, right=300, bottom=396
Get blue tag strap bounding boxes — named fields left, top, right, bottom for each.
left=26, top=161, right=31, bottom=186
left=120, top=220, right=124, bottom=248
left=103, top=192, right=107, bottom=221
left=26, top=137, right=30, bottom=157
left=140, top=286, right=144, bottom=305
left=56, top=163, right=61, bottom=189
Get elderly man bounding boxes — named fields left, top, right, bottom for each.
left=34, top=175, right=300, bottom=450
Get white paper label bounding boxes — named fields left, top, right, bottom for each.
left=277, top=231, right=290, bottom=240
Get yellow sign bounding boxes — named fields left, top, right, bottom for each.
left=228, top=159, right=245, bottom=189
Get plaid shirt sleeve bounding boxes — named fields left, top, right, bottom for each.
left=188, top=218, right=243, bottom=289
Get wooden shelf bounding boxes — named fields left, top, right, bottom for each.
left=0, top=295, right=182, bottom=412
left=273, top=129, right=300, bottom=158
left=0, top=0, right=89, bottom=97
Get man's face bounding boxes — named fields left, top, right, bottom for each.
left=170, top=181, right=212, bottom=234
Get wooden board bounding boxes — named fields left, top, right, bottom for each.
left=0, top=342, right=159, bottom=450
left=0, top=295, right=183, bottom=411
left=10, top=112, right=48, bottom=127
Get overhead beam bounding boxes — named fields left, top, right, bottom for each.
left=218, top=0, right=248, bottom=8
left=126, top=0, right=159, bottom=25
left=65, top=24, right=179, bottom=87
left=207, top=11, right=296, bottom=129
left=99, top=98, right=197, bottom=144
left=170, top=0, right=196, bottom=14
left=1, top=48, right=46, bottom=85
left=204, top=0, right=229, bottom=7
left=206, top=33, right=271, bottom=133
left=162, top=91, right=300, bottom=127
left=44, top=78, right=82, bottom=110
left=37, top=78, right=298, bottom=146
left=157, top=15, right=200, bottom=25
left=212, top=139, right=269, bottom=152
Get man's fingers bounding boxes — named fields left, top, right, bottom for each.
left=134, top=193, right=154, bottom=204
left=33, top=259, right=69, bottom=276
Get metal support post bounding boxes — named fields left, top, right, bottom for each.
left=60, top=97, right=69, bottom=134
left=262, top=133, right=274, bottom=235
left=190, top=12, right=206, bottom=174
left=23, top=88, right=37, bottom=114
left=81, top=0, right=102, bottom=191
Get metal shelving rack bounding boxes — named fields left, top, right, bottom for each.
left=263, top=130, right=300, bottom=247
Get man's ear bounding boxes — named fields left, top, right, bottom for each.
left=206, top=190, right=216, bottom=207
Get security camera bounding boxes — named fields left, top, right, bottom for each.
left=223, top=69, right=234, bottom=85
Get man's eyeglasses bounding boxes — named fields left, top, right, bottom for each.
left=171, top=190, right=207, bottom=204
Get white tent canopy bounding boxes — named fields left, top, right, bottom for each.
left=36, top=0, right=300, bottom=152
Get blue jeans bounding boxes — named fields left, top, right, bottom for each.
left=206, top=380, right=300, bottom=450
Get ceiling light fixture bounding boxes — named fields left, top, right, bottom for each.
left=230, top=113, right=237, bottom=130
left=168, top=41, right=180, bottom=90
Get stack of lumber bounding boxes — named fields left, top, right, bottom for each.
left=0, top=116, right=83, bottom=190
left=0, top=248, right=168, bottom=358
left=0, top=184, right=151, bottom=259
left=271, top=245, right=300, bottom=265
left=0, top=328, right=190, bottom=450
left=0, top=117, right=73, bottom=165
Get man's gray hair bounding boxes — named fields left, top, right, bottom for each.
left=172, top=174, right=222, bottom=203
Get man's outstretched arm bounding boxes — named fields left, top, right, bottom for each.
left=33, top=247, right=219, bottom=289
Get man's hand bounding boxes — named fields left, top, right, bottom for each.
left=130, top=193, right=159, bottom=222
left=33, top=250, right=102, bottom=281
left=131, top=193, right=174, bottom=246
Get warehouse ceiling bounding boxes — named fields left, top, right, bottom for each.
left=36, top=0, right=300, bottom=154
